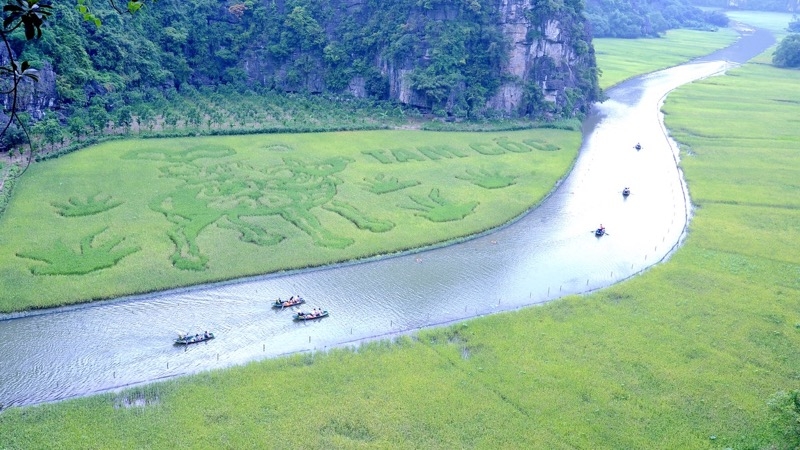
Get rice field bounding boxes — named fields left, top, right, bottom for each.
left=0, top=129, right=581, bottom=312
left=594, top=28, right=739, bottom=89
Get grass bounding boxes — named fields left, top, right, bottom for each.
left=725, top=10, right=796, bottom=37
left=0, top=129, right=581, bottom=312
left=2, top=15, right=798, bottom=449
left=594, top=28, right=739, bottom=89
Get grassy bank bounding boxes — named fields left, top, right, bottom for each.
left=2, top=17, right=797, bottom=449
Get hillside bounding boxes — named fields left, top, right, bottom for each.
left=4, top=0, right=600, bottom=136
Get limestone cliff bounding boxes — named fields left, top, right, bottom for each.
left=239, top=0, right=599, bottom=119
left=0, top=50, right=57, bottom=122
left=5, top=0, right=599, bottom=123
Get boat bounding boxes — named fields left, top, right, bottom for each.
left=634, top=143, right=642, bottom=150
left=595, top=227, right=606, bottom=237
left=175, top=332, right=214, bottom=345
left=273, top=296, right=305, bottom=308
left=293, top=310, right=329, bottom=321
left=622, top=187, right=630, bottom=197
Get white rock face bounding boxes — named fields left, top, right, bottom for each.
left=488, top=0, right=579, bottom=113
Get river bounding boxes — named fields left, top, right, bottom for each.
left=0, top=27, right=774, bottom=408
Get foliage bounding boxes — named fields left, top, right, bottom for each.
left=692, top=0, right=799, bottom=13
left=0, top=0, right=598, bottom=164
left=585, top=0, right=723, bottom=37
left=773, top=33, right=800, bottom=66
left=790, top=16, right=800, bottom=32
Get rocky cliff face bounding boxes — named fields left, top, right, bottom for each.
left=0, top=51, right=58, bottom=121
left=487, top=2, right=590, bottom=115
left=240, top=0, right=598, bottom=119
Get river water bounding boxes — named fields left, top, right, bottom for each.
left=0, top=29, right=773, bottom=408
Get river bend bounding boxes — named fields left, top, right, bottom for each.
left=0, top=28, right=773, bottom=407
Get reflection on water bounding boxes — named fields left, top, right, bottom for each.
left=0, top=60, right=734, bottom=408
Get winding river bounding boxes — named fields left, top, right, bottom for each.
left=0, top=28, right=774, bottom=408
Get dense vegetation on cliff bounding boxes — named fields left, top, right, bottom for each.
left=1, top=0, right=598, bottom=153
left=691, top=0, right=799, bottom=13
left=585, top=0, right=729, bottom=37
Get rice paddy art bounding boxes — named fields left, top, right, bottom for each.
left=51, top=193, right=124, bottom=217
left=125, top=145, right=393, bottom=271
left=360, top=174, right=420, bottom=194
left=322, top=200, right=395, bottom=232
left=17, top=227, right=140, bottom=275
left=401, top=188, right=478, bottom=222
left=523, top=138, right=560, bottom=151
left=456, top=168, right=518, bottom=189
left=0, top=129, right=581, bottom=310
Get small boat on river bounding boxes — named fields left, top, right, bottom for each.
left=293, top=310, right=329, bottom=321
left=634, top=143, right=642, bottom=151
left=273, top=296, right=305, bottom=308
left=175, top=331, right=214, bottom=345
left=622, top=187, right=631, bottom=197
left=595, top=226, right=607, bottom=237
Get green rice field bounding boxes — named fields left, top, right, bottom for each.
left=594, top=28, right=739, bottom=89
left=0, top=129, right=580, bottom=312
left=1, top=14, right=798, bottom=449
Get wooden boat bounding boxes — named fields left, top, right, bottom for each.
left=273, top=296, right=305, bottom=308
left=622, top=187, right=630, bottom=197
left=293, top=310, right=329, bottom=321
left=175, top=332, right=214, bottom=345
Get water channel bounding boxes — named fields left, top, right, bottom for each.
left=0, top=27, right=774, bottom=408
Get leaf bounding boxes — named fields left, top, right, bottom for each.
left=128, top=1, right=143, bottom=13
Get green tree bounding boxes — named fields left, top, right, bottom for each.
left=114, top=105, right=133, bottom=133
left=67, top=115, right=87, bottom=140
left=773, top=34, right=800, bottom=68
left=1, top=0, right=154, bottom=175
left=38, top=112, right=65, bottom=148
